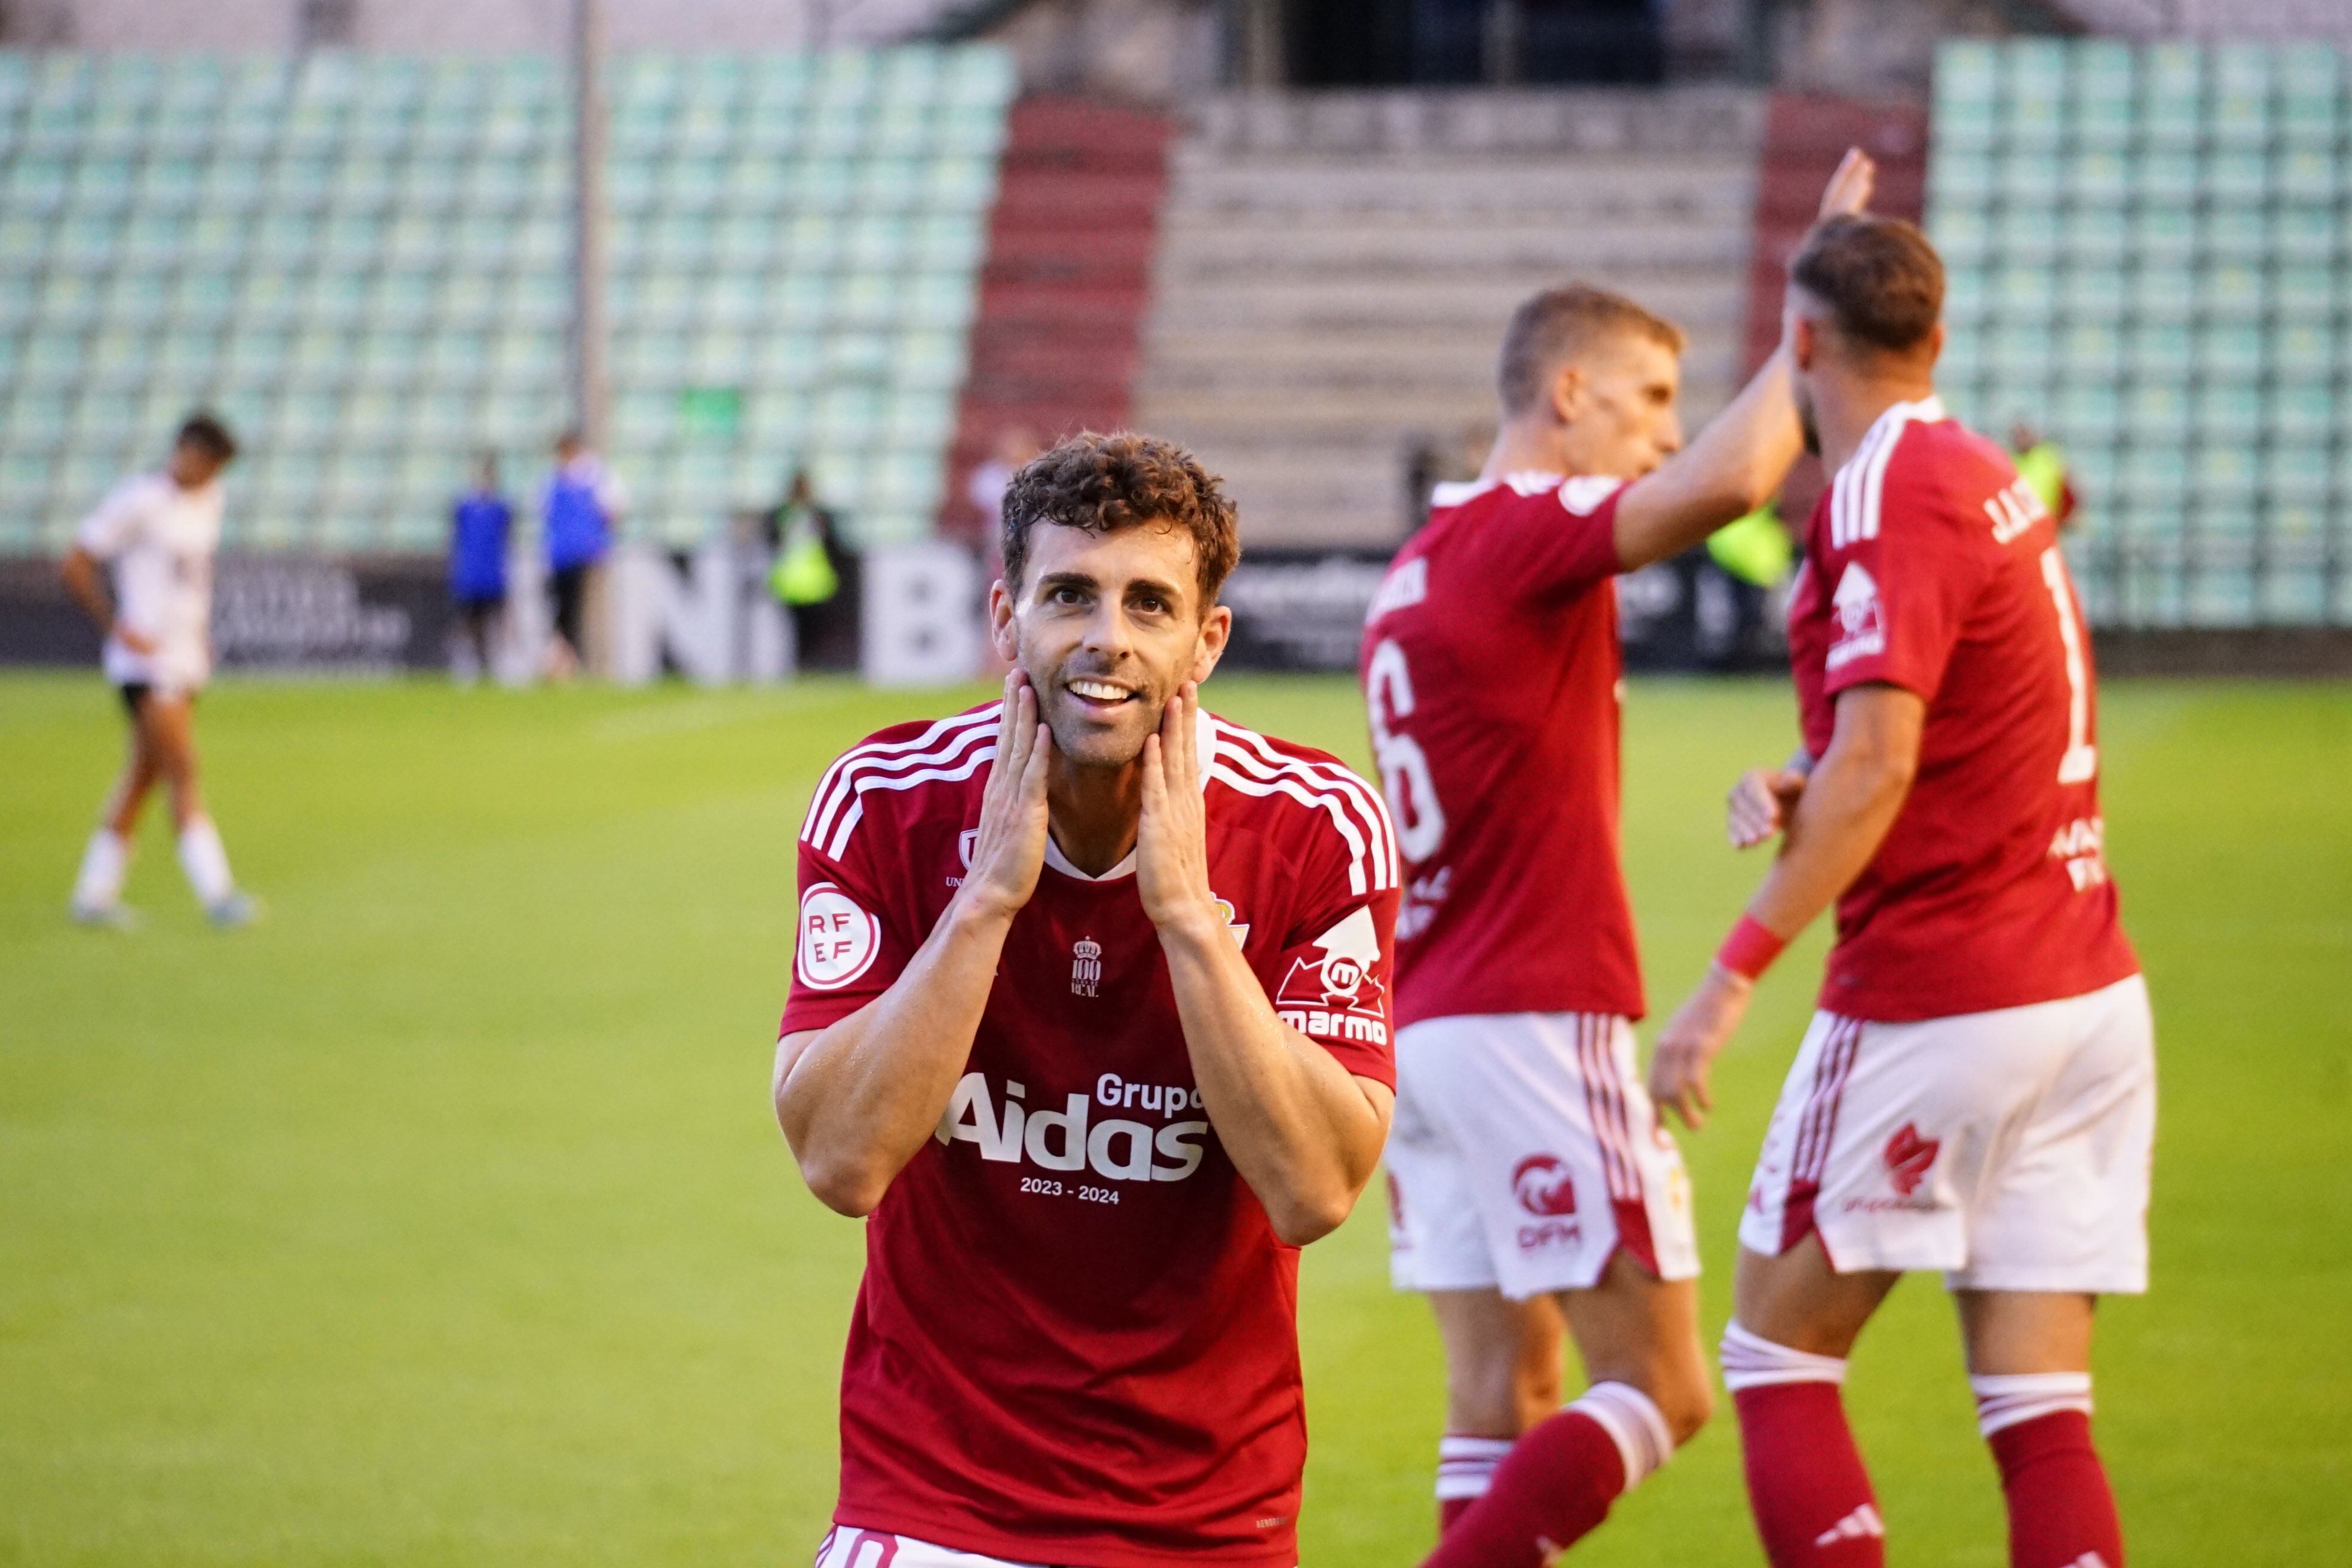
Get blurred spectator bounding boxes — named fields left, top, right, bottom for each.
left=766, top=468, right=860, bottom=672
left=2010, top=420, right=2079, bottom=531
left=448, top=451, right=512, bottom=682
left=1700, top=498, right=1794, bottom=670
left=541, top=430, right=626, bottom=679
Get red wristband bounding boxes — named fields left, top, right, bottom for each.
left=1715, top=914, right=1786, bottom=981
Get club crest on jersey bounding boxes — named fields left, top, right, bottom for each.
left=1825, top=561, right=1886, bottom=670
left=1070, top=936, right=1102, bottom=998
left=797, top=882, right=880, bottom=991
left=1214, top=896, right=1250, bottom=948
left=1511, top=1154, right=1578, bottom=1217
left=1275, top=905, right=1388, bottom=1046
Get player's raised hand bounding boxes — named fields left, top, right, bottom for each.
left=959, top=671, right=1052, bottom=921
left=1137, top=681, right=1216, bottom=937
left=1649, top=965, right=1755, bottom=1130
left=1728, top=765, right=1808, bottom=849
left=1817, top=146, right=1876, bottom=221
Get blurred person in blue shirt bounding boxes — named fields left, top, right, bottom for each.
left=448, top=451, right=513, bottom=681
left=540, top=430, right=626, bottom=678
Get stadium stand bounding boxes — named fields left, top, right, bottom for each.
left=938, top=95, right=1175, bottom=543
left=1133, top=88, right=1765, bottom=546
left=1928, top=39, right=2350, bottom=629
left=0, top=45, right=1015, bottom=556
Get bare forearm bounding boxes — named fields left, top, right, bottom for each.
left=61, top=550, right=112, bottom=632
left=1613, top=345, right=1803, bottom=571
left=1744, top=739, right=1910, bottom=939
left=1159, top=918, right=1387, bottom=1245
left=777, top=897, right=1012, bottom=1213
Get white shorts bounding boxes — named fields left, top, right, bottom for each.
left=817, top=1527, right=1039, bottom=1568
left=1740, top=974, right=2155, bottom=1294
left=1386, top=1012, right=1700, bottom=1299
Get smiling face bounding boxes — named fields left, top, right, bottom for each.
left=990, top=520, right=1232, bottom=769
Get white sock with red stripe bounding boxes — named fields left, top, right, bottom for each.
left=1419, top=1383, right=1670, bottom=1567
left=1435, top=1434, right=1513, bottom=1533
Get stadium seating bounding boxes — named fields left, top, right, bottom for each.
left=1135, top=90, right=1763, bottom=546
left=0, top=47, right=1015, bottom=555
left=1929, top=39, right=2349, bottom=629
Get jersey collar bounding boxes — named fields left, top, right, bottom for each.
left=1037, top=706, right=1219, bottom=883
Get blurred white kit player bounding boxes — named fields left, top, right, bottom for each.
left=60, top=414, right=256, bottom=929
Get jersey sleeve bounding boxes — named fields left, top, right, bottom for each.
left=1267, top=823, right=1402, bottom=1087
left=1478, top=477, right=1627, bottom=602
left=777, top=832, right=920, bottom=1039
left=73, top=480, right=146, bottom=561
left=1817, top=448, right=1991, bottom=702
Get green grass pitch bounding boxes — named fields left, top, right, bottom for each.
left=2, top=670, right=2347, bottom=1566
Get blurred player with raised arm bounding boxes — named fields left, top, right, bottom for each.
left=1360, top=154, right=1877, bottom=1566
left=1651, top=218, right=2146, bottom=1568
left=773, top=432, right=1400, bottom=1568
left=60, top=412, right=256, bottom=929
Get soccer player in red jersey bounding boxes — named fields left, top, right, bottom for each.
left=1362, top=156, right=1878, bottom=1566
left=1652, top=218, right=2149, bottom=1568
left=774, top=433, right=1401, bottom=1568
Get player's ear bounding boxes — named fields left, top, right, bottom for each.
left=1549, top=363, right=1585, bottom=425
left=1189, top=602, right=1232, bottom=685
left=987, top=578, right=1018, bottom=662
left=1791, top=315, right=1818, bottom=373
left=1925, top=318, right=1946, bottom=370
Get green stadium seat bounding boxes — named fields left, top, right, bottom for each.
left=2192, top=381, right=2262, bottom=440
left=2265, top=443, right=2330, bottom=503
left=2206, top=152, right=2270, bottom=206
left=2196, top=323, right=2265, bottom=377
left=2057, top=321, right=2123, bottom=380
left=2131, top=154, right=2198, bottom=207
left=2268, top=204, right=2337, bottom=264
left=1990, top=202, right=2057, bottom=265
left=926, top=155, right=996, bottom=212
left=2127, top=264, right=2194, bottom=321
left=2267, top=381, right=2336, bottom=441
left=2197, top=261, right=2266, bottom=319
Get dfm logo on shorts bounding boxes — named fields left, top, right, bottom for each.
left=1511, top=1153, right=1581, bottom=1252
left=936, top=1071, right=1210, bottom=1183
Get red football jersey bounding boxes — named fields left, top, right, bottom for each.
left=777, top=703, right=1399, bottom=1568
left=1359, top=472, right=1643, bottom=1026
left=1787, top=396, right=2138, bottom=1022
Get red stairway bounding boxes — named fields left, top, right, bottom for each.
left=938, top=96, right=1178, bottom=544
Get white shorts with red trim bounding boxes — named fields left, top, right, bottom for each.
left=1386, top=1012, right=1700, bottom=1299
left=817, top=1527, right=1040, bottom=1568
left=1740, top=973, right=2154, bottom=1293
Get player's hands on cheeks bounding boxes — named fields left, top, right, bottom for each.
left=1648, top=964, right=1755, bottom=1130
left=1727, top=766, right=1808, bottom=849
left=1137, top=681, right=1218, bottom=939
left=958, top=670, right=1052, bottom=923
left=1817, top=146, right=1876, bottom=221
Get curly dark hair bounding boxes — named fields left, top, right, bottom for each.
left=1000, top=431, right=1241, bottom=610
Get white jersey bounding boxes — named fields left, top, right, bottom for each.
left=74, top=473, right=225, bottom=693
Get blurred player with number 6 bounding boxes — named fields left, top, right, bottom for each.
left=1360, top=155, right=1879, bottom=1566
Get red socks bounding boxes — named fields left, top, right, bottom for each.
left=1724, top=1330, right=2124, bottom=1568
left=1975, top=1375, right=2123, bottom=1568
left=1723, top=1324, right=1884, bottom=1566
left=1420, top=1383, right=1670, bottom=1567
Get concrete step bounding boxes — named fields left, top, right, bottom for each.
left=1164, top=157, right=1754, bottom=222
left=1186, top=88, right=1766, bottom=158
left=1154, top=217, right=1749, bottom=279
left=1143, top=275, right=1745, bottom=336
